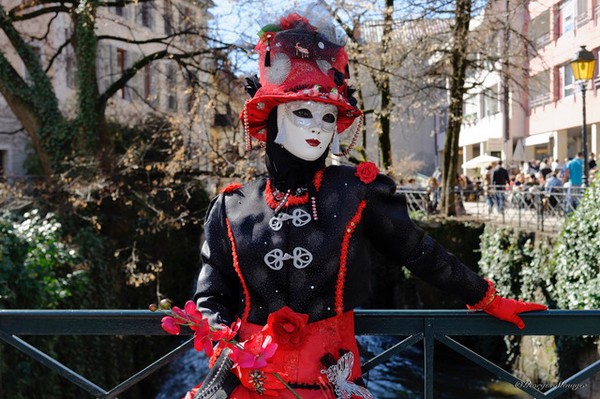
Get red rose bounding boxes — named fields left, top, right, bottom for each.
left=279, top=13, right=316, bottom=31
left=355, top=162, right=379, bottom=184
left=263, top=306, right=309, bottom=349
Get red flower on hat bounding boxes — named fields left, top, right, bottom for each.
left=355, top=162, right=379, bottom=184
left=262, top=306, right=309, bottom=349
left=279, top=13, right=316, bottom=31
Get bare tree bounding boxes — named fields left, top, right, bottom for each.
left=0, top=0, right=228, bottom=177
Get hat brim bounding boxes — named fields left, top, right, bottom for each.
left=242, top=92, right=363, bottom=142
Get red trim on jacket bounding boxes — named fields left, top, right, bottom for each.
left=226, top=218, right=251, bottom=322
left=467, top=279, right=496, bottom=310
left=264, top=170, right=325, bottom=209
left=335, top=200, right=367, bottom=315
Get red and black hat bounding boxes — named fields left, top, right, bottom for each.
left=242, top=12, right=363, bottom=153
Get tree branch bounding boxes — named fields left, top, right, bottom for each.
left=98, top=49, right=167, bottom=108
left=97, top=29, right=207, bottom=46
left=9, top=5, right=71, bottom=21
left=97, top=45, right=223, bottom=110
left=27, top=11, right=61, bottom=42
left=0, top=5, right=48, bottom=83
left=45, top=36, right=72, bottom=73
left=0, top=126, right=25, bottom=136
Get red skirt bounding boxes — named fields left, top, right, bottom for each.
left=185, top=311, right=373, bottom=399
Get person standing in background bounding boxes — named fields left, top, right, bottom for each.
left=491, top=160, right=510, bottom=214
left=564, top=152, right=584, bottom=213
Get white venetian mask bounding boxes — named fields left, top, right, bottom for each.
left=275, top=101, right=338, bottom=161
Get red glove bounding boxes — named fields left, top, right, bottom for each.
left=468, top=280, right=547, bottom=329
left=481, top=295, right=547, bottom=329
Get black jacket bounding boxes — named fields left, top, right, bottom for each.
left=195, top=165, right=488, bottom=326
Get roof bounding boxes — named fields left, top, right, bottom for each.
left=359, top=18, right=453, bottom=44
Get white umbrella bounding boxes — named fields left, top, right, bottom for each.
left=461, top=154, right=501, bottom=169
left=512, top=139, right=526, bottom=162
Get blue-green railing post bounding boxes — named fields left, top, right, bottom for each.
left=424, top=317, right=435, bottom=399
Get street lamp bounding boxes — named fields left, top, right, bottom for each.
left=570, top=45, right=597, bottom=187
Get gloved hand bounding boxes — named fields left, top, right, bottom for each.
left=481, top=295, right=547, bottom=329
left=468, top=280, right=547, bottom=329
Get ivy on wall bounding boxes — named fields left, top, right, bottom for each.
left=478, top=180, right=599, bottom=310
left=551, top=183, right=600, bottom=310
left=478, top=181, right=600, bottom=383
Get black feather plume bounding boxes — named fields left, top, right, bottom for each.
left=244, top=75, right=261, bottom=98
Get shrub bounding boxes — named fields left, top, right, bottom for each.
left=551, top=182, right=600, bottom=310
left=0, top=209, right=88, bottom=309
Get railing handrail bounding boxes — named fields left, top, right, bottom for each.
left=2, top=309, right=600, bottom=398
left=1, top=308, right=600, bottom=335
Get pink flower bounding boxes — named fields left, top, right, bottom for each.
left=355, top=162, right=379, bottom=184
left=161, top=316, right=180, bottom=335
left=171, top=305, right=187, bottom=320
left=230, top=332, right=278, bottom=369
left=194, top=330, right=214, bottom=357
left=212, top=319, right=241, bottom=342
left=184, top=303, right=208, bottom=332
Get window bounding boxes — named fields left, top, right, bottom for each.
left=163, top=0, right=173, bottom=35
left=529, top=70, right=551, bottom=109
left=559, top=0, right=575, bottom=35
left=166, top=65, right=177, bottom=111
left=140, top=2, right=153, bottom=28
left=0, top=150, right=5, bottom=179
left=593, top=48, right=600, bottom=90
left=114, top=4, right=127, bottom=18
left=558, top=0, right=588, bottom=35
left=482, top=85, right=499, bottom=117
left=144, top=65, right=153, bottom=101
left=117, top=48, right=128, bottom=100
left=576, top=0, right=588, bottom=26
left=560, top=64, right=574, bottom=98
left=185, top=71, right=198, bottom=112
left=181, top=7, right=195, bottom=43
left=463, top=95, right=478, bottom=123
left=529, top=10, right=551, bottom=49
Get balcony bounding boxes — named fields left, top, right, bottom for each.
left=1, top=309, right=599, bottom=398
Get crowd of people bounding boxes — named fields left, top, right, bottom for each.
left=407, top=153, right=599, bottom=215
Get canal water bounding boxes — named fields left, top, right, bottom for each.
left=155, top=335, right=529, bottom=399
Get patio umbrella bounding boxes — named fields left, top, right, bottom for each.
left=461, top=154, right=501, bottom=169
left=512, top=139, right=526, bottom=162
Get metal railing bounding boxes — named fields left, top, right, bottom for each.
left=400, top=185, right=584, bottom=233
left=1, top=309, right=599, bottom=398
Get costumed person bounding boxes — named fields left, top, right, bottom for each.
left=188, top=7, right=547, bottom=399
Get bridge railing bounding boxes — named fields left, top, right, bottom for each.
left=1, top=309, right=599, bottom=398
left=399, top=185, right=585, bottom=233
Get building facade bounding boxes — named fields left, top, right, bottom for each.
left=0, top=0, right=226, bottom=181
left=457, top=0, right=600, bottom=176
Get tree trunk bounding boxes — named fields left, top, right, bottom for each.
left=441, top=0, right=472, bottom=216
left=378, top=0, right=394, bottom=171
left=0, top=5, right=66, bottom=176
left=72, top=2, right=113, bottom=172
